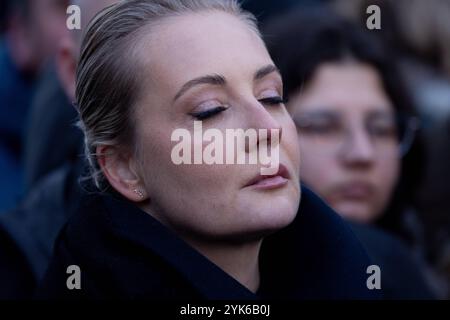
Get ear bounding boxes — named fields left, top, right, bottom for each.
left=56, top=36, right=77, bottom=101
left=96, top=145, right=148, bottom=202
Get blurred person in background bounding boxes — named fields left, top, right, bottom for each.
left=0, top=0, right=68, bottom=212
left=264, top=6, right=442, bottom=298
left=334, top=0, right=450, bottom=297
left=0, top=0, right=117, bottom=299
left=24, top=0, right=119, bottom=190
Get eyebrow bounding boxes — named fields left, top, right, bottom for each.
left=254, top=64, right=280, bottom=81
left=294, top=109, right=395, bottom=124
left=172, top=64, right=281, bottom=102
left=173, top=74, right=226, bottom=102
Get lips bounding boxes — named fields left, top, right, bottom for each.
left=334, top=181, right=375, bottom=200
left=244, top=164, right=290, bottom=190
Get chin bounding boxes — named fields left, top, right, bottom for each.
left=241, top=195, right=300, bottom=238
left=197, top=187, right=301, bottom=242
left=335, top=203, right=376, bottom=224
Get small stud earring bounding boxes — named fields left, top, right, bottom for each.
left=133, top=188, right=145, bottom=199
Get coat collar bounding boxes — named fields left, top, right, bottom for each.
left=97, top=186, right=380, bottom=300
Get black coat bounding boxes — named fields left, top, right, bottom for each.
left=0, top=163, right=82, bottom=299
left=35, top=187, right=381, bottom=300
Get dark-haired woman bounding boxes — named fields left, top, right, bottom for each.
left=264, top=6, right=440, bottom=298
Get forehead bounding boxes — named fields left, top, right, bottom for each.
left=295, top=62, right=393, bottom=114
left=137, top=11, right=272, bottom=88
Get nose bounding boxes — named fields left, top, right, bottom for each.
left=244, top=100, right=283, bottom=153
left=339, top=127, right=375, bottom=166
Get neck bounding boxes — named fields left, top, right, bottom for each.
left=140, top=204, right=262, bottom=293
left=188, top=238, right=262, bottom=293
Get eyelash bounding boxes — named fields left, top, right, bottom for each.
left=189, top=106, right=229, bottom=121
left=259, top=96, right=287, bottom=106
left=189, top=96, right=286, bottom=121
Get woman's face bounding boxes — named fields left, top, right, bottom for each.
left=130, top=12, right=300, bottom=242
left=288, top=63, right=400, bottom=223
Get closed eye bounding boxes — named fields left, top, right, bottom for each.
left=258, top=96, right=287, bottom=106
left=189, top=106, right=229, bottom=121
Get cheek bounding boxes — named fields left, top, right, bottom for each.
left=139, top=127, right=238, bottom=215
left=281, top=116, right=301, bottom=176
left=375, top=153, right=401, bottom=193
left=298, top=142, right=337, bottom=192
left=147, top=162, right=249, bottom=238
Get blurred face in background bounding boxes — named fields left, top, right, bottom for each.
left=57, top=0, right=118, bottom=100
left=288, top=62, right=401, bottom=223
left=30, top=0, right=68, bottom=62
left=8, top=0, right=68, bottom=74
